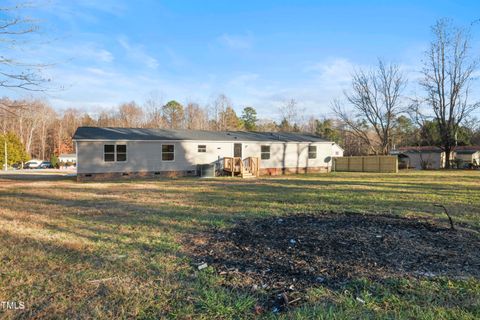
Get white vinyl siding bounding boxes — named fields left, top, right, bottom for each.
left=76, top=140, right=342, bottom=174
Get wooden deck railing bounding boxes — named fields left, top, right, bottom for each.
left=223, top=157, right=243, bottom=176
left=244, top=157, right=260, bottom=176
left=223, top=157, right=259, bottom=177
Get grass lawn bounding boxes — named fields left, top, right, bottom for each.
left=0, top=170, right=479, bottom=319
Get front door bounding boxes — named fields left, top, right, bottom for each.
left=234, top=143, right=242, bottom=158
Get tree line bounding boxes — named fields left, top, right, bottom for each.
left=0, top=1, right=479, bottom=168
left=0, top=95, right=340, bottom=164
left=2, top=90, right=478, bottom=166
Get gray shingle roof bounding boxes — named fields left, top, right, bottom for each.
left=73, top=127, right=330, bottom=143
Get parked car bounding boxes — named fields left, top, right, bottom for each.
left=24, top=160, right=43, bottom=169
left=12, top=163, right=23, bottom=170
left=39, top=161, right=54, bottom=169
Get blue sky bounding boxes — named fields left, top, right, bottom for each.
left=3, top=0, right=480, bottom=119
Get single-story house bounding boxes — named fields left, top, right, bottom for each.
left=58, top=153, right=77, bottom=164
left=391, top=145, right=480, bottom=169
left=454, top=146, right=480, bottom=165
left=73, top=127, right=344, bottom=181
left=391, top=146, right=445, bottom=169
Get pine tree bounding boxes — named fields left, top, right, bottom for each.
left=0, top=132, right=29, bottom=168
left=240, top=107, right=258, bottom=131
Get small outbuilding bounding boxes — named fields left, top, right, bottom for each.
left=393, top=146, right=445, bottom=169
left=454, top=146, right=480, bottom=166
left=391, top=145, right=480, bottom=169
left=72, top=127, right=344, bottom=181
left=58, top=153, right=77, bottom=164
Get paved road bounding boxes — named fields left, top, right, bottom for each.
left=0, top=169, right=76, bottom=181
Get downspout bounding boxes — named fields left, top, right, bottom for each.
left=3, top=136, right=7, bottom=171
left=75, top=140, right=78, bottom=173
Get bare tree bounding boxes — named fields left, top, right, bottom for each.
left=256, top=119, right=278, bottom=132
left=117, top=102, right=144, bottom=127
left=420, top=19, right=479, bottom=168
left=332, top=60, right=406, bottom=155
left=220, top=106, right=241, bottom=130
left=14, top=99, right=44, bottom=155
left=0, top=2, right=53, bottom=168
left=0, top=2, right=49, bottom=91
left=144, top=92, right=164, bottom=128
left=212, top=94, right=232, bottom=131
left=278, top=98, right=304, bottom=131
left=184, top=102, right=209, bottom=130
left=37, top=104, right=56, bottom=159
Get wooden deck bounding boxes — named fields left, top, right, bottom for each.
left=223, top=157, right=260, bottom=178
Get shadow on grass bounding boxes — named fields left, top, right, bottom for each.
left=1, top=174, right=480, bottom=318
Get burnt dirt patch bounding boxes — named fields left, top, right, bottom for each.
left=185, top=212, right=480, bottom=309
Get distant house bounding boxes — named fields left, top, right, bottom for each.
left=391, top=145, right=480, bottom=169
left=391, top=146, right=445, bottom=169
left=72, top=127, right=344, bottom=181
left=454, top=146, right=480, bottom=165
left=58, top=153, right=77, bottom=164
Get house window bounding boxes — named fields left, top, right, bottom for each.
left=261, top=145, right=270, bottom=160
left=104, top=145, right=115, bottom=162
left=198, top=145, right=207, bottom=153
left=116, top=144, right=127, bottom=162
left=162, top=144, right=175, bottom=161
left=104, top=144, right=127, bottom=162
left=308, top=146, right=317, bottom=159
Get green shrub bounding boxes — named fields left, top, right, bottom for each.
left=50, top=154, right=59, bottom=168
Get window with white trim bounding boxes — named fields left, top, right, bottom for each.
left=162, top=144, right=175, bottom=161
left=308, top=146, right=317, bottom=159
left=104, top=144, right=127, bottom=162
left=116, top=145, right=127, bottom=162
left=198, top=145, right=206, bottom=153
left=261, top=145, right=270, bottom=160
left=104, top=145, right=115, bottom=162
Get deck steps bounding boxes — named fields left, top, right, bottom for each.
left=241, top=172, right=256, bottom=179
left=223, top=157, right=260, bottom=179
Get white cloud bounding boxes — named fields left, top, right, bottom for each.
left=227, top=73, right=260, bottom=87
left=66, top=44, right=114, bottom=63
left=84, top=67, right=116, bottom=76
left=41, top=42, right=114, bottom=64
left=3, top=50, right=431, bottom=122
left=164, top=47, right=188, bottom=67
left=218, top=33, right=253, bottom=50
left=36, top=64, right=215, bottom=113
left=118, top=36, right=159, bottom=69
left=96, top=49, right=114, bottom=63
left=215, top=59, right=360, bottom=119
left=306, top=58, right=355, bottom=85
left=44, top=0, right=127, bottom=23
left=75, top=0, right=127, bottom=16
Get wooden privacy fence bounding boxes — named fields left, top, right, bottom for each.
left=334, top=156, right=398, bottom=173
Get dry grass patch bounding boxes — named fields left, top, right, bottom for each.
left=0, top=171, right=479, bottom=318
